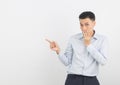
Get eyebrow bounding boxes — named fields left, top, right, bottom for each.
left=80, top=22, right=89, bottom=24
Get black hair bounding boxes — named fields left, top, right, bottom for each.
left=79, top=11, right=95, bottom=21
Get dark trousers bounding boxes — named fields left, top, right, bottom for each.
left=65, top=74, right=100, bottom=85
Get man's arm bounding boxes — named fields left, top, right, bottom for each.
left=83, top=30, right=108, bottom=65
left=58, top=38, right=73, bottom=66
left=87, top=37, right=108, bottom=65
left=46, top=38, right=73, bottom=66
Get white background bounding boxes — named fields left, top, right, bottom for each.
left=0, top=0, right=120, bottom=85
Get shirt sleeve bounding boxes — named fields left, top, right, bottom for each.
left=58, top=38, right=73, bottom=66
left=87, top=37, right=109, bottom=65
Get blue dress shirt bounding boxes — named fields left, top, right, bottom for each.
left=58, top=32, right=108, bottom=76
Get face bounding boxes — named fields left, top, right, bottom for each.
left=80, top=18, right=96, bottom=33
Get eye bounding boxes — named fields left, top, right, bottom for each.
left=85, top=23, right=89, bottom=26
left=80, top=24, right=83, bottom=27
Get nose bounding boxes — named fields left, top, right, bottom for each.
left=81, top=26, right=87, bottom=32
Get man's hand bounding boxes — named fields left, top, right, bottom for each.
left=46, top=39, right=60, bottom=54
left=83, top=30, right=93, bottom=46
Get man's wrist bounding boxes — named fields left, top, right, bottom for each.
left=84, top=40, right=91, bottom=46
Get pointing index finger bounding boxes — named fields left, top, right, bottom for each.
left=45, top=39, right=52, bottom=43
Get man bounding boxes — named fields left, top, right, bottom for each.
left=46, top=11, right=108, bottom=85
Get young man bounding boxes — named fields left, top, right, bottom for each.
left=46, top=11, right=108, bottom=85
